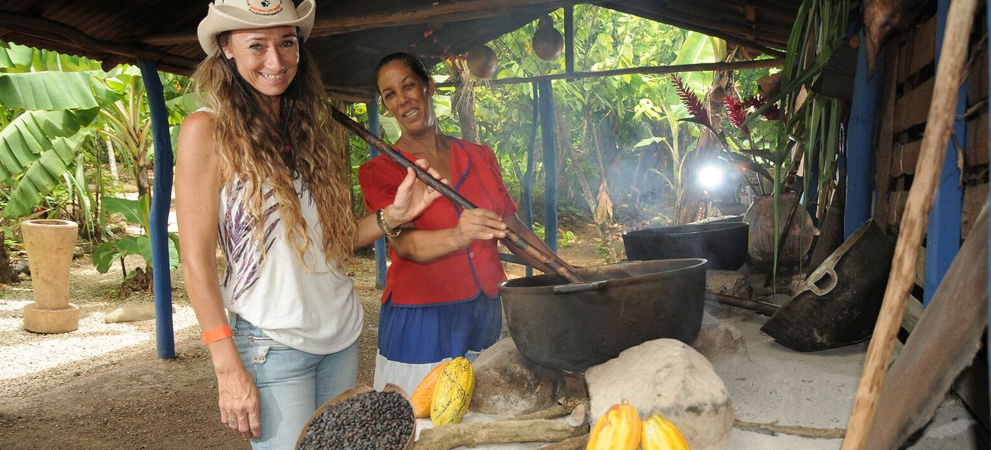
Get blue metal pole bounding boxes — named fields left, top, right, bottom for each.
left=137, top=60, right=175, bottom=359
left=366, top=99, right=387, bottom=289
left=844, top=28, right=882, bottom=240
left=537, top=80, right=558, bottom=252
left=523, top=83, right=539, bottom=277
left=924, top=0, right=964, bottom=307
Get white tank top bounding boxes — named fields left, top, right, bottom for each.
left=218, top=176, right=362, bottom=354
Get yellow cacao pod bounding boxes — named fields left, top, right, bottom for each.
left=410, top=361, right=449, bottom=418
left=642, top=414, right=691, bottom=450
left=430, top=357, right=475, bottom=425
left=586, top=399, right=641, bottom=450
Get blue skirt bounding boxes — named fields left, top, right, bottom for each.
left=377, top=291, right=502, bottom=364
left=373, top=291, right=503, bottom=394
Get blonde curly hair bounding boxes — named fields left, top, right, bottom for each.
left=191, top=36, right=357, bottom=266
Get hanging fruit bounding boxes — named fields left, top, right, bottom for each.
left=466, top=44, right=498, bottom=79
left=532, top=15, right=563, bottom=61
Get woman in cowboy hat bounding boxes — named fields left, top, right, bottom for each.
left=176, top=1, right=443, bottom=447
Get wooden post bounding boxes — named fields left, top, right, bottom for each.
left=839, top=0, right=979, bottom=447
left=986, top=0, right=991, bottom=414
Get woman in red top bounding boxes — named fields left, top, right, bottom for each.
left=358, top=53, right=556, bottom=394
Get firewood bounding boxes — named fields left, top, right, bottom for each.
left=536, top=434, right=589, bottom=450
left=413, top=418, right=588, bottom=450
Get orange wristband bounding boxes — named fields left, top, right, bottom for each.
left=201, top=325, right=232, bottom=345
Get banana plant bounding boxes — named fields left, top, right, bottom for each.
left=0, top=41, right=118, bottom=220
left=91, top=67, right=183, bottom=279
left=1, top=41, right=184, bottom=283
left=733, top=0, right=851, bottom=281
left=92, top=195, right=179, bottom=276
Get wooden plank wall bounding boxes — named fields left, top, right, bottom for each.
left=872, top=11, right=988, bottom=288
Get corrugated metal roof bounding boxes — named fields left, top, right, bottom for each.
left=0, top=0, right=801, bottom=101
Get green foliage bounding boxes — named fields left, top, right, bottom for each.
left=530, top=221, right=578, bottom=248
left=0, top=40, right=187, bottom=282
left=93, top=195, right=179, bottom=274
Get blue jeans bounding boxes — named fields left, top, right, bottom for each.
left=230, top=314, right=359, bottom=450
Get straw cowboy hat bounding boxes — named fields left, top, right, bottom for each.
left=197, top=0, right=315, bottom=55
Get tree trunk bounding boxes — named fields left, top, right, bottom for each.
left=561, top=120, right=595, bottom=215
left=555, top=103, right=594, bottom=214
left=106, top=134, right=119, bottom=181
left=0, top=231, right=18, bottom=284
left=453, top=75, right=479, bottom=144
left=135, top=158, right=149, bottom=199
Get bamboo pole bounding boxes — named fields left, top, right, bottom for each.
left=839, top=0, right=978, bottom=447
left=435, top=59, right=784, bottom=89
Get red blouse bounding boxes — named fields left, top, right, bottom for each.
left=358, top=138, right=517, bottom=306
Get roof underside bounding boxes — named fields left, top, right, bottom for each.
left=0, top=0, right=801, bottom=101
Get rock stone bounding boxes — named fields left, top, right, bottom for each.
left=105, top=303, right=174, bottom=324
left=469, top=337, right=560, bottom=415
left=706, top=269, right=753, bottom=299
left=691, top=312, right=746, bottom=361
left=586, top=339, right=734, bottom=450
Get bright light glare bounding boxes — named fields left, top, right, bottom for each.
left=699, top=165, right=723, bottom=189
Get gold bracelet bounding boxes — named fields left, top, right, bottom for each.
left=376, top=208, right=402, bottom=238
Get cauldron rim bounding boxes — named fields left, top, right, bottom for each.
left=622, top=221, right=748, bottom=238
left=498, top=258, right=708, bottom=291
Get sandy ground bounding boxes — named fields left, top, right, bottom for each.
left=0, top=222, right=613, bottom=449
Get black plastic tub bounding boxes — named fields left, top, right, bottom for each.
left=622, top=221, right=749, bottom=270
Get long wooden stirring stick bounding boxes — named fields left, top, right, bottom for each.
left=331, top=107, right=585, bottom=284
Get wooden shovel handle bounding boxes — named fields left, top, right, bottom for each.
left=330, top=107, right=584, bottom=283
left=839, top=0, right=978, bottom=448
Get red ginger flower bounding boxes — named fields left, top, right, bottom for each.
left=670, top=74, right=709, bottom=128
left=725, top=96, right=748, bottom=129
left=743, top=96, right=780, bottom=121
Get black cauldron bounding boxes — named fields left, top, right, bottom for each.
left=499, top=259, right=707, bottom=372
left=622, top=221, right=749, bottom=270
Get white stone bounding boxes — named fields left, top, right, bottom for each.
left=104, top=303, right=174, bottom=324
left=586, top=339, right=734, bottom=450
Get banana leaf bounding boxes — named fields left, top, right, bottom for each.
left=3, top=132, right=90, bottom=218
left=0, top=108, right=99, bottom=184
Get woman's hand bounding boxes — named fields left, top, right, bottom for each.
left=386, top=159, right=446, bottom=225
left=450, top=208, right=508, bottom=249
left=217, top=365, right=262, bottom=439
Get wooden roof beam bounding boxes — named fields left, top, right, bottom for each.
left=0, top=10, right=199, bottom=72
left=140, top=0, right=583, bottom=46
left=310, top=1, right=588, bottom=37
left=603, top=2, right=785, bottom=56
left=664, top=2, right=793, bottom=40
